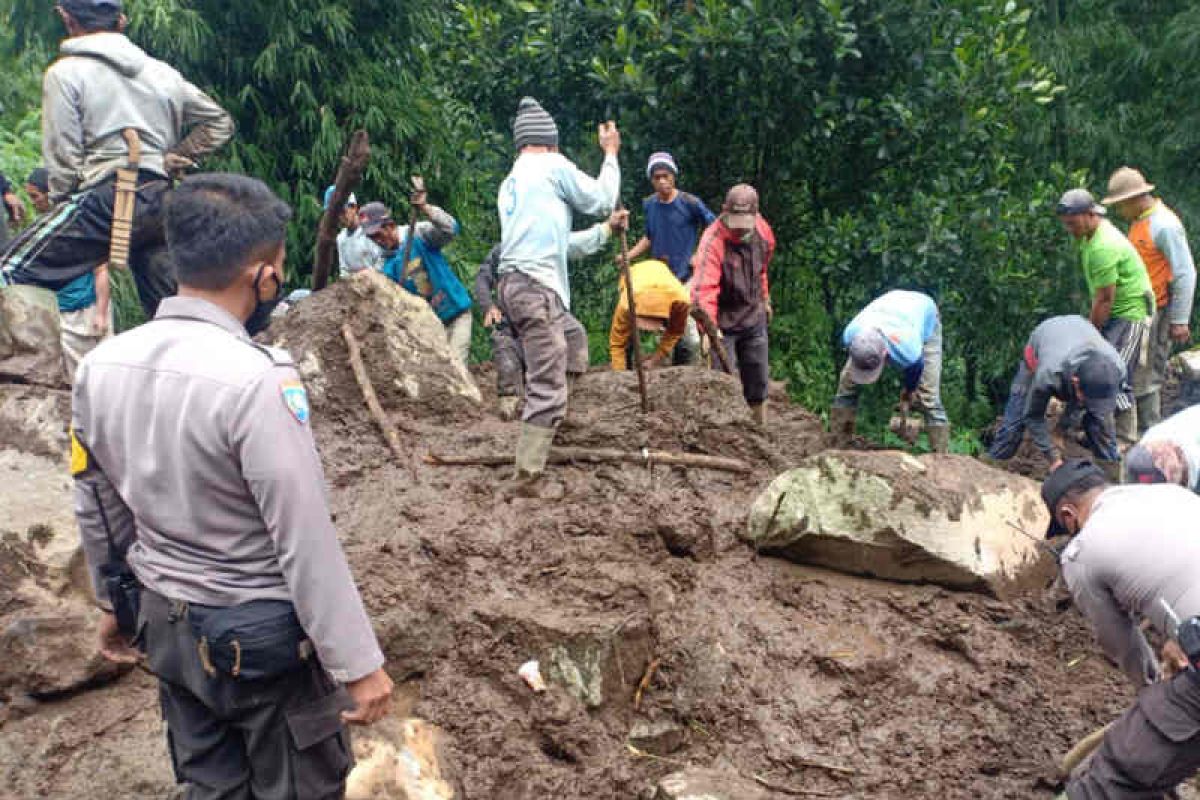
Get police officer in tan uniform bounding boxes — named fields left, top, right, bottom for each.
left=71, top=173, right=392, bottom=799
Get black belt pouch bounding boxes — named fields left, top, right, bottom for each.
left=188, top=599, right=309, bottom=681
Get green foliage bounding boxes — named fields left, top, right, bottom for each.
left=0, top=0, right=1191, bottom=447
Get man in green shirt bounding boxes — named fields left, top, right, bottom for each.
left=1058, top=188, right=1153, bottom=447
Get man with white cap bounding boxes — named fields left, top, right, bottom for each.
left=495, top=97, right=621, bottom=489
left=1123, top=405, right=1200, bottom=492
left=323, top=185, right=381, bottom=277
left=1058, top=187, right=1153, bottom=447
left=830, top=290, right=949, bottom=452
left=987, top=315, right=1126, bottom=474
left=692, top=183, right=776, bottom=424
left=1040, top=459, right=1200, bottom=798
left=1102, top=168, right=1196, bottom=433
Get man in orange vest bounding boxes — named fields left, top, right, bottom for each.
left=1103, top=168, right=1196, bottom=433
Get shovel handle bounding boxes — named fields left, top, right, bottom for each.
left=121, top=129, right=141, bottom=166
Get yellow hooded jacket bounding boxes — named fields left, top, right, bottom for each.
left=609, top=259, right=691, bottom=370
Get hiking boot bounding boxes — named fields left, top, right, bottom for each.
left=749, top=401, right=767, bottom=427
left=502, top=423, right=562, bottom=500
left=496, top=395, right=520, bottom=421
left=829, top=405, right=856, bottom=447
left=926, top=423, right=950, bottom=454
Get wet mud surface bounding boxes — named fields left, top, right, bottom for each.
left=0, top=343, right=1156, bottom=797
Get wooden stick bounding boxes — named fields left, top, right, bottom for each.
left=617, top=202, right=649, bottom=413
left=633, top=657, right=660, bottom=711
left=752, top=775, right=841, bottom=797
left=342, top=323, right=407, bottom=461
left=400, top=176, right=426, bottom=283
left=314, top=131, right=370, bottom=291
left=690, top=306, right=734, bottom=375
left=427, top=446, right=752, bottom=474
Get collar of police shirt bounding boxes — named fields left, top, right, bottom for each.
left=155, top=295, right=251, bottom=338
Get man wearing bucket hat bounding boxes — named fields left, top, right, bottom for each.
left=1102, top=168, right=1196, bottom=434
left=323, top=185, right=381, bottom=277
left=1123, top=404, right=1200, bottom=492
left=987, top=315, right=1126, bottom=474
left=1041, top=459, right=1200, bottom=798
left=831, top=289, right=949, bottom=452
left=692, top=183, right=776, bottom=425
left=1057, top=187, right=1153, bottom=448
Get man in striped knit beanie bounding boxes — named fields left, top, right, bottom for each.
left=495, top=97, right=622, bottom=493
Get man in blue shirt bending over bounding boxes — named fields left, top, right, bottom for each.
left=830, top=290, right=950, bottom=453
left=361, top=187, right=473, bottom=366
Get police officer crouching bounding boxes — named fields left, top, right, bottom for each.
left=71, top=173, right=392, bottom=798
left=1043, top=460, right=1200, bottom=798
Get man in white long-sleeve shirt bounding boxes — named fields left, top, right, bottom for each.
left=1103, top=167, right=1197, bottom=433
left=1043, top=460, right=1200, bottom=797
left=495, top=97, right=621, bottom=484
left=0, top=0, right=233, bottom=318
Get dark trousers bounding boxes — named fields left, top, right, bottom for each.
left=492, top=322, right=525, bottom=397
left=714, top=324, right=769, bottom=405
left=497, top=271, right=588, bottom=428
left=1068, top=670, right=1200, bottom=798
left=1, top=173, right=174, bottom=317
left=987, top=361, right=1117, bottom=462
left=139, top=590, right=354, bottom=800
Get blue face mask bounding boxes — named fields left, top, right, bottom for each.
left=244, top=263, right=283, bottom=336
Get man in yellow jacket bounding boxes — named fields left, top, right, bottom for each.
left=609, top=259, right=693, bottom=370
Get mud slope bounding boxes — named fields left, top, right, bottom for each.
left=0, top=363, right=1141, bottom=799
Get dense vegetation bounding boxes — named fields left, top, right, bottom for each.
left=0, top=0, right=1194, bottom=447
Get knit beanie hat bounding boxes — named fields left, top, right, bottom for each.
left=646, top=152, right=679, bottom=179
left=513, top=97, right=559, bottom=150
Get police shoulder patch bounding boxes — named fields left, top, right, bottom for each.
left=280, top=380, right=310, bottom=424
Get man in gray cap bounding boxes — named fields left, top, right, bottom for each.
left=831, top=289, right=949, bottom=452
left=1041, top=459, right=1200, bottom=798
left=0, top=0, right=234, bottom=317
left=495, top=97, right=621, bottom=490
left=692, top=183, right=776, bottom=424
left=1058, top=187, right=1153, bottom=447
left=1102, top=167, right=1196, bottom=433
left=988, top=315, right=1126, bottom=474
left=72, top=173, right=392, bottom=798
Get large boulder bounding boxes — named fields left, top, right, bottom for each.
left=345, top=717, right=457, bottom=800
left=0, top=384, right=71, bottom=459
left=262, top=271, right=481, bottom=422
left=743, top=451, right=1053, bottom=597
left=0, top=285, right=66, bottom=388
left=0, top=613, right=131, bottom=699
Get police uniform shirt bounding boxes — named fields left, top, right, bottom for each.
left=71, top=295, right=383, bottom=683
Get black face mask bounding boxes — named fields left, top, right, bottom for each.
left=245, top=264, right=283, bottom=336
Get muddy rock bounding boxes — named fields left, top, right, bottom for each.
left=628, top=718, right=687, bottom=756
left=0, top=285, right=66, bottom=388
left=263, top=270, right=481, bottom=422
left=0, top=614, right=131, bottom=699
left=0, top=449, right=86, bottom=596
left=743, top=451, right=1053, bottom=597
left=0, top=384, right=70, bottom=459
left=654, top=767, right=767, bottom=800
left=346, top=717, right=457, bottom=800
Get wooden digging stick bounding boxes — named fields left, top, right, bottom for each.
left=313, top=130, right=370, bottom=290
left=400, top=176, right=426, bottom=283
left=343, top=323, right=408, bottom=461
left=108, top=129, right=141, bottom=272
left=690, top=306, right=733, bottom=374
left=617, top=202, right=649, bottom=413
left=426, top=447, right=752, bottom=474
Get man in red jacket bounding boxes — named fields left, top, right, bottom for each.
left=692, top=184, right=776, bottom=424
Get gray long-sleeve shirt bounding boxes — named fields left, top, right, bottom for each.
left=43, top=32, right=234, bottom=201
left=1023, top=315, right=1126, bottom=460
left=1062, top=483, right=1200, bottom=687
left=72, top=296, right=383, bottom=683
left=1147, top=202, right=1197, bottom=325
